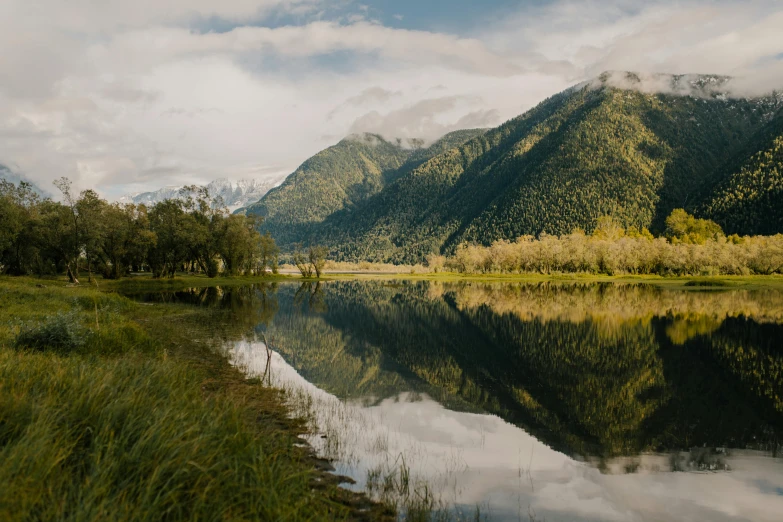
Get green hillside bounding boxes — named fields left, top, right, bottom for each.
left=318, top=75, right=783, bottom=263
left=242, top=73, right=783, bottom=263
left=242, top=130, right=486, bottom=247
left=241, top=134, right=410, bottom=246
left=701, top=114, right=783, bottom=235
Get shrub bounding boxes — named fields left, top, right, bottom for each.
left=14, top=312, right=91, bottom=352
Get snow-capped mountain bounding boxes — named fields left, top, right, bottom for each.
left=118, top=177, right=284, bottom=212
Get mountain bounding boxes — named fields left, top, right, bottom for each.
left=700, top=114, right=783, bottom=235
left=119, top=177, right=283, bottom=212
left=313, top=73, right=782, bottom=262
left=240, top=72, right=783, bottom=263
left=241, top=129, right=487, bottom=246
left=0, top=165, right=47, bottom=197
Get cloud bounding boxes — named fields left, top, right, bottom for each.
left=348, top=96, right=501, bottom=144
left=0, top=0, right=781, bottom=198
left=343, top=87, right=401, bottom=106
left=2, top=0, right=320, bottom=32
left=327, top=87, right=402, bottom=119
left=84, top=22, right=523, bottom=80
left=487, top=0, right=783, bottom=95
left=101, top=84, right=162, bottom=105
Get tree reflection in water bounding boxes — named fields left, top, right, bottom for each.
left=133, top=280, right=783, bottom=459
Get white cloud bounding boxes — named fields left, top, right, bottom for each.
left=485, top=0, right=783, bottom=93
left=347, top=96, right=501, bottom=142
left=0, top=0, right=781, bottom=198
left=1, top=0, right=318, bottom=32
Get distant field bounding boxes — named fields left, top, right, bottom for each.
left=96, top=269, right=783, bottom=291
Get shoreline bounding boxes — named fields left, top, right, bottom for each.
left=95, top=271, right=783, bottom=291
left=0, top=276, right=392, bottom=521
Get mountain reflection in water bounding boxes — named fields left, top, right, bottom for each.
left=131, top=281, right=783, bottom=521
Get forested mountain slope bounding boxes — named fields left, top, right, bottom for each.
left=241, top=130, right=486, bottom=246
left=701, top=114, right=783, bottom=235
left=317, top=74, right=783, bottom=263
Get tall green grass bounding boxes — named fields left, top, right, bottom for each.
left=0, top=352, right=342, bottom=521
left=0, top=277, right=379, bottom=521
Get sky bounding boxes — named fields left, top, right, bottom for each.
left=1, top=0, right=783, bottom=199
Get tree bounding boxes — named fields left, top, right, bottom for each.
left=180, top=186, right=225, bottom=277
left=0, top=181, right=290, bottom=280
left=218, top=214, right=256, bottom=276
left=75, top=190, right=107, bottom=282
left=148, top=199, right=188, bottom=278
left=592, top=216, right=625, bottom=241
left=292, top=244, right=313, bottom=278
left=308, top=246, right=328, bottom=278
left=97, top=203, right=155, bottom=279
left=52, top=177, right=81, bottom=283
left=258, top=232, right=280, bottom=275
left=665, top=209, right=724, bottom=245
left=0, top=181, right=41, bottom=275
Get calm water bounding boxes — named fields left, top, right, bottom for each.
left=133, top=281, right=783, bottom=521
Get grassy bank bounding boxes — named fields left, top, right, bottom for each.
left=102, top=272, right=297, bottom=292
left=275, top=270, right=783, bottom=290
left=92, top=269, right=783, bottom=293
left=0, top=277, right=390, bottom=522
left=380, top=271, right=783, bottom=289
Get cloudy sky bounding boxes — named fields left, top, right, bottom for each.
left=1, top=0, right=782, bottom=198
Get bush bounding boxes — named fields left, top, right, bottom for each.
left=14, top=312, right=91, bottom=352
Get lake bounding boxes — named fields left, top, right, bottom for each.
left=132, top=280, right=783, bottom=521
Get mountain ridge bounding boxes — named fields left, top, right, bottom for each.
left=240, top=129, right=489, bottom=246
left=241, top=73, right=783, bottom=263
left=119, top=177, right=284, bottom=212
left=313, top=75, right=783, bottom=262
left=10, top=71, right=774, bottom=264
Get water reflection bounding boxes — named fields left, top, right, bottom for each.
left=231, top=342, right=783, bottom=522
left=131, top=281, right=783, bottom=520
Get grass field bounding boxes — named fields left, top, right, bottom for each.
left=0, top=276, right=391, bottom=522
left=96, top=270, right=783, bottom=291
left=279, top=270, right=783, bottom=290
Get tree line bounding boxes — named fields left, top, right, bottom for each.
left=0, top=178, right=279, bottom=282
left=428, top=209, right=783, bottom=276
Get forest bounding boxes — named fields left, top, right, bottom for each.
left=0, top=178, right=279, bottom=282
left=4, top=173, right=783, bottom=279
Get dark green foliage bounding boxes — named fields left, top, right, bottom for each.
left=0, top=180, right=278, bottom=280
left=242, top=134, right=411, bottom=247
left=701, top=114, right=783, bottom=235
